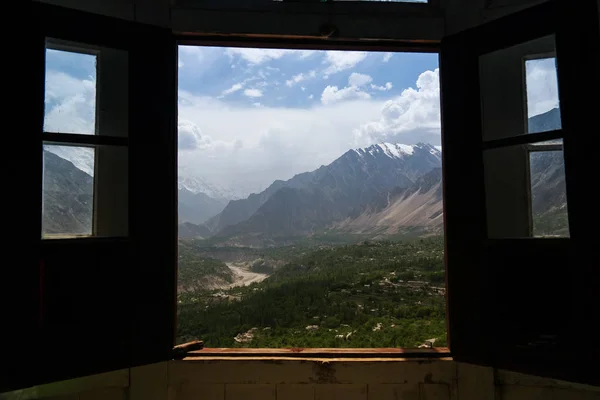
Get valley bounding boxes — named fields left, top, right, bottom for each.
left=224, top=262, right=269, bottom=289
left=176, top=237, right=447, bottom=348
left=42, top=108, right=569, bottom=349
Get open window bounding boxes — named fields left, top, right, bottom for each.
left=440, top=0, right=599, bottom=385
left=176, top=44, right=448, bottom=352
left=9, top=2, right=177, bottom=391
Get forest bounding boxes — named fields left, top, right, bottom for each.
left=177, top=236, right=447, bottom=348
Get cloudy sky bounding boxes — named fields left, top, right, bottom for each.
left=44, top=46, right=559, bottom=198
left=177, top=47, right=442, bottom=196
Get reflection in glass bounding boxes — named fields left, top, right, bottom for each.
left=525, top=57, right=561, bottom=133
left=44, top=47, right=97, bottom=135
left=529, top=150, right=569, bottom=237
left=42, top=145, right=95, bottom=238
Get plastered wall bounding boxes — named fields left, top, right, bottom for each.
left=4, top=359, right=599, bottom=400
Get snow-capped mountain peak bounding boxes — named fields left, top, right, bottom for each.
left=354, top=142, right=441, bottom=161
left=177, top=174, right=236, bottom=201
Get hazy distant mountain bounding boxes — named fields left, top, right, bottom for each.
left=528, top=107, right=561, bottom=134
left=178, top=165, right=238, bottom=200
left=178, top=221, right=213, bottom=239
left=178, top=187, right=227, bottom=225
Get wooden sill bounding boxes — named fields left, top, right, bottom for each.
left=184, top=347, right=451, bottom=360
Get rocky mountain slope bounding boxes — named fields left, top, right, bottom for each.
left=207, top=143, right=442, bottom=236
left=42, top=150, right=94, bottom=236
left=336, top=168, right=443, bottom=236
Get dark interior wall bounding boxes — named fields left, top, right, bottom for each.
left=31, top=0, right=563, bottom=41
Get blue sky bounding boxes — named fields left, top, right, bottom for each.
left=177, top=47, right=438, bottom=109
left=43, top=46, right=559, bottom=199
left=176, top=47, right=442, bottom=196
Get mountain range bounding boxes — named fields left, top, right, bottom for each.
left=44, top=108, right=566, bottom=243
left=207, top=142, right=443, bottom=244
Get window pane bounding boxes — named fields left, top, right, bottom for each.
left=480, top=35, right=560, bottom=141
left=42, top=145, right=95, bottom=238
left=44, top=39, right=129, bottom=138
left=529, top=138, right=563, bottom=147
left=525, top=57, right=561, bottom=133
left=484, top=144, right=569, bottom=238
left=530, top=150, right=569, bottom=237
left=42, top=144, right=128, bottom=239
left=44, top=45, right=97, bottom=135
left=177, top=46, right=446, bottom=348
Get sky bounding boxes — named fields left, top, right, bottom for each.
left=43, top=46, right=559, bottom=199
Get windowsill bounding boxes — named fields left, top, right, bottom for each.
left=183, top=347, right=451, bottom=361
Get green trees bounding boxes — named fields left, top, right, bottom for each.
left=177, top=237, right=447, bottom=348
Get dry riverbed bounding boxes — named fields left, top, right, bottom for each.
left=225, top=262, right=268, bottom=288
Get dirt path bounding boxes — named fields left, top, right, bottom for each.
left=226, top=263, right=268, bottom=288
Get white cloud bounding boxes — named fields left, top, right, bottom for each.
left=382, top=52, right=393, bottom=62
left=178, top=120, right=212, bottom=151
left=324, top=51, right=368, bottom=75
left=178, top=46, right=222, bottom=70
left=221, top=83, right=244, bottom=97
left=348, top=73, right=373, bottom=87
left=244, top=88, right=263, bottom=98
left=321, top=85, right=371, bottom=105
left=320, top=72, right=375, bottom=105
left=525, top=58, right=559, bottom=117
left=353, top=68, right=441, bottom=147
left=285, top=70, right=317, bottom=87
left=371, top=82, right=393, bottom=91
left=178, top=90, right=383, bottom=195
left=44, top=71, right=96, bottom=134
left=45, top=53, right=442, bottom=198
left=226, top=48, right=297, bottom=64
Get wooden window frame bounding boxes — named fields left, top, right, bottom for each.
left=174, top=36, right=451, bottom=357
left=42, top=40, right=129, bottom=240
left=173, top=0, right=441, bottom=17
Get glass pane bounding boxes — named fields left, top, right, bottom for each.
left=42, top=144, right=128, bottom=239
left=480, top=35, right=561, bottom=141
left=484, top=145, right=531, bottom=238
left=43, top=145, right=95, bottom=238
left=530, top=150, right=569, bottom=237
left=484, top=144, right=569, bottom=238
left=44, top=39, right=129, bottom=137
left=530, top=138, right=563, bottom=146
left=44, top=45, right=97, bottom=135
left=525, top=57, right=561, bottom=133
left=177, top=46, right=446, bottom=348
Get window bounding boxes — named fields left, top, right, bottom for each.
left=177, top=46, right=446, bottom=348
left=524, top=56, right=568, bottom=237
left=480, top=35, right=569, bottom=238
left=42, top=39, right=129, bottom=239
